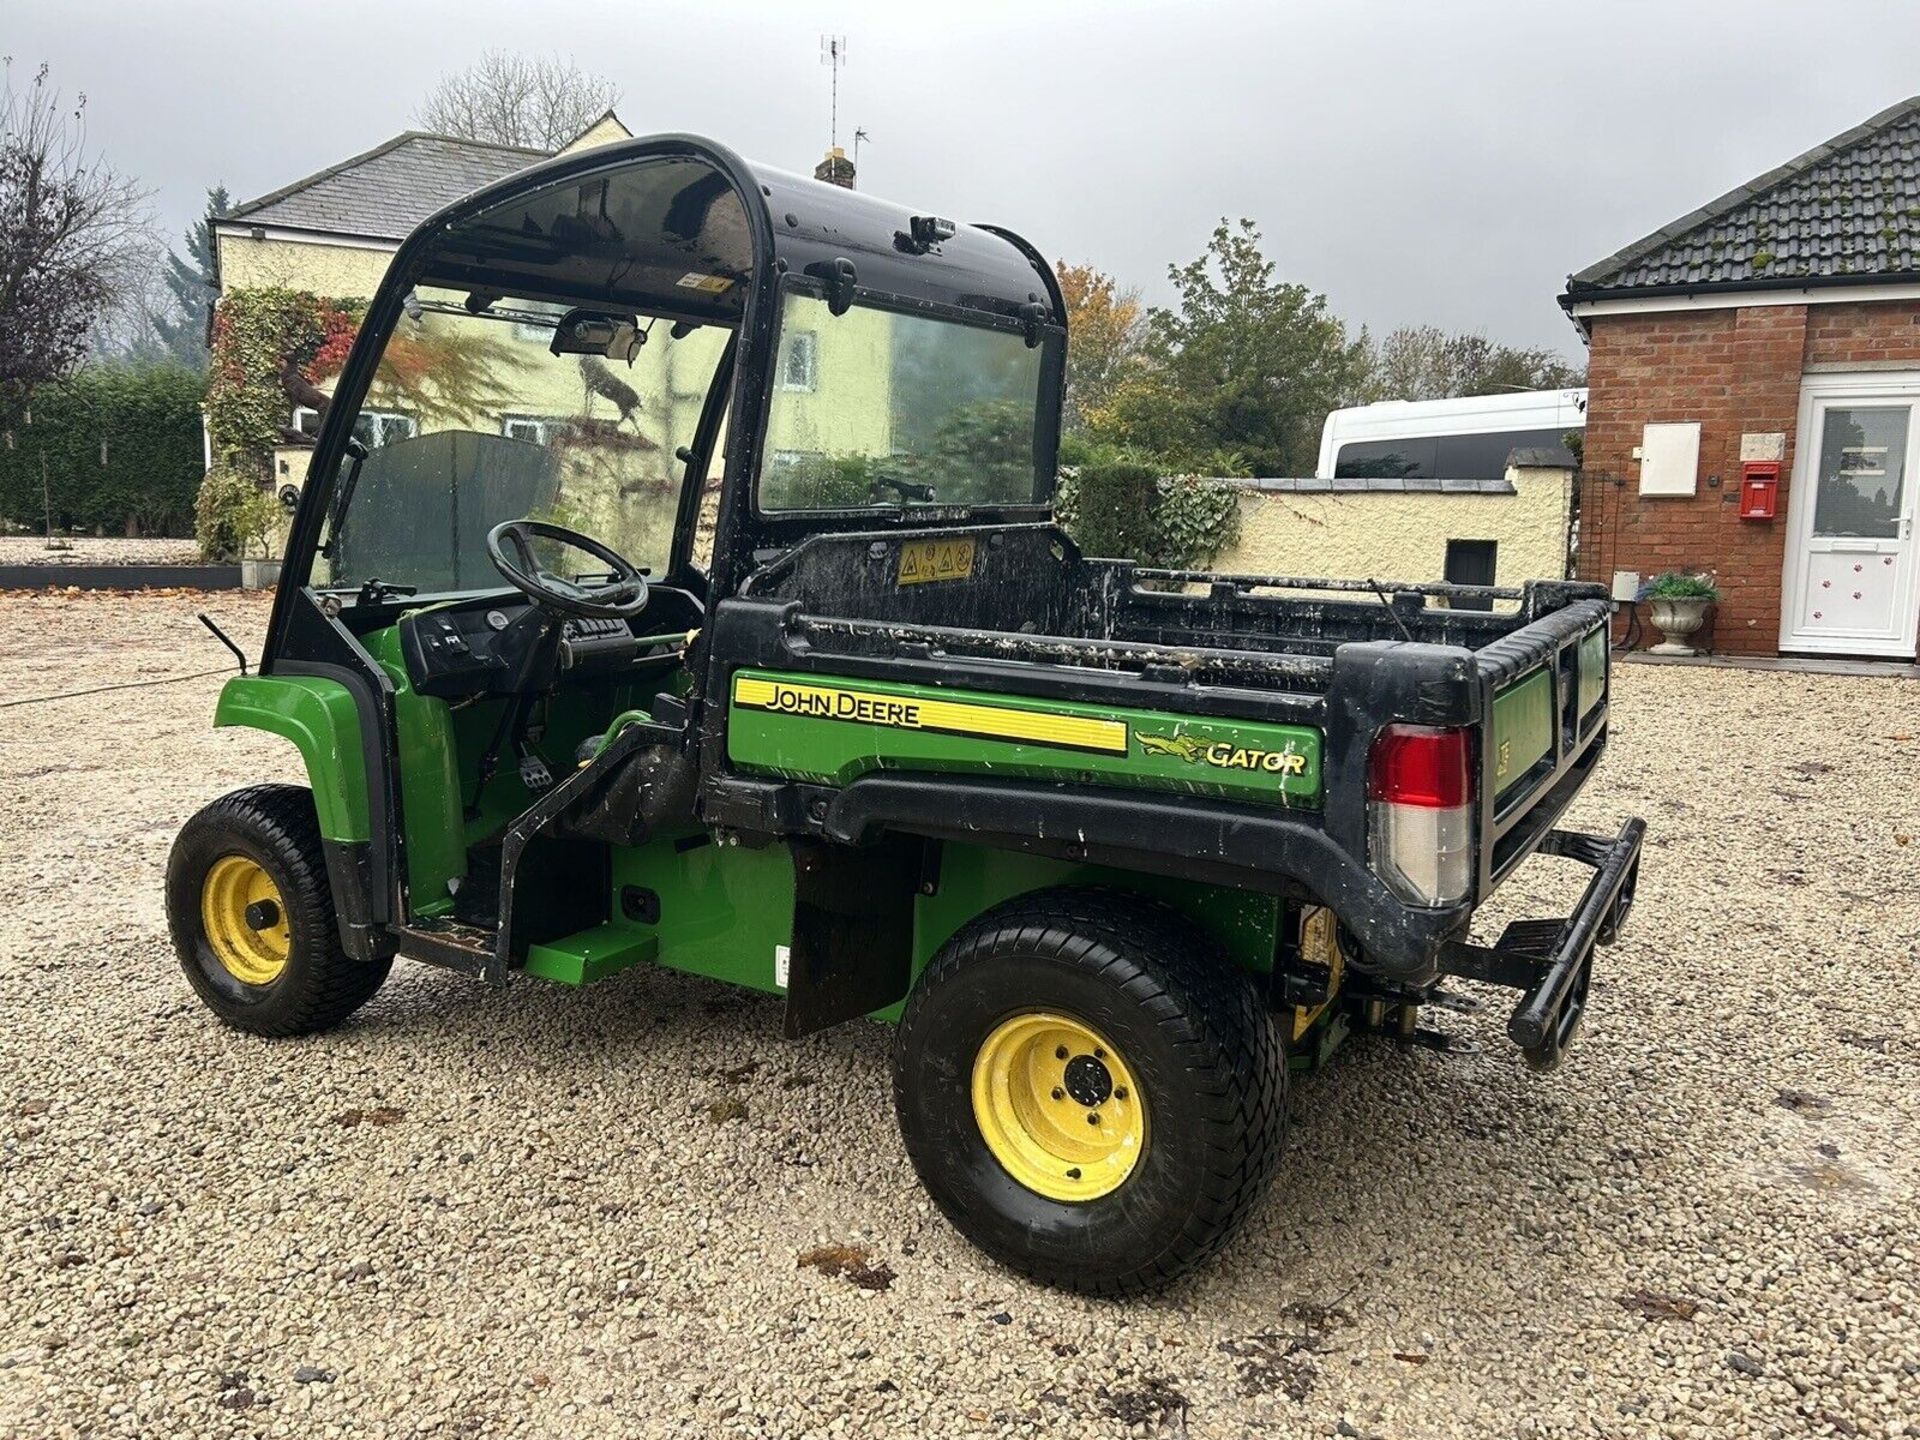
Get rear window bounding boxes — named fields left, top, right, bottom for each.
left=757, top=289, right=1055, bottom=513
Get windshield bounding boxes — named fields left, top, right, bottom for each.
left=757, top=290, right=1053, bottom=512
left=316, top=286, right=730, bottom=593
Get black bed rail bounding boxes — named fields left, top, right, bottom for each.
left=1132, top=567, right=1527, bottom=605
left=1472, top=598, right=1613, bottom=690
left=791, top=612, right=1336, bottom=689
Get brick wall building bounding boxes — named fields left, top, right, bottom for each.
left=1562, top=98, right=1920, bottom=661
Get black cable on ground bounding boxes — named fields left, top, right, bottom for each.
left=0, top=665, right=237, bottom=711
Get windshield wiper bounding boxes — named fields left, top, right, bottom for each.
left=319, top=437, right=370, bottom=559
left=870, top=473, right=936, bottom=504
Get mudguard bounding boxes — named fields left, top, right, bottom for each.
left=214, top=675, right=370, bottom=843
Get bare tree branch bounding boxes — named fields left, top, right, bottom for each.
left=414, top=52, right=620, bottom=150
left=0, top=58, right=155, bottom=413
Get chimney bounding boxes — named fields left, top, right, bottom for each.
left=814, top=145, right=856, bottom=190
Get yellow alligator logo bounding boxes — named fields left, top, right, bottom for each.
left=1139, top=729, right=1309, bottom=777
left=1138, top=732, right=1208, bottom=763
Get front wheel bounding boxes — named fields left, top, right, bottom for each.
left=166, top=784, right=390, bottom=1037
left=893, top=888, right=1287, bottom=1296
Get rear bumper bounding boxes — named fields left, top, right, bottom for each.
left=1439, top=816, right=1646, bottom=1070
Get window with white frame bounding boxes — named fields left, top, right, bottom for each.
left=293, top=406, right=417, bottom=449
left=501, top=416, right=571, bottom=446
left=780, top=330, right=819, bottom=391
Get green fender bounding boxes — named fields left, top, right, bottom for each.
left=214, top=675, right=371, bottom=843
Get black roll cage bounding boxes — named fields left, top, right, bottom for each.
left=263, top=131, right=1067, bottom=674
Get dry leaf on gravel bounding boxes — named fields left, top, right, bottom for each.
left=1775, top=1090, right=1835, bottom=1117
left=797, top=1243, right=896, bottom=1291
left=1618, top=1289, right=1700, bottom=1321
left=332, top=1107, right=405, bottom=1127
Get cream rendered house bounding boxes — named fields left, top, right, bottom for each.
left=212, top=114, right=893, bottom=553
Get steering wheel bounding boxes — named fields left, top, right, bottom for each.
left=485, top=519, right=650, bottom=620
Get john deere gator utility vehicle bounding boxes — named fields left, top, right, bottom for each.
left=168, top=134, right=1644, bottom=1295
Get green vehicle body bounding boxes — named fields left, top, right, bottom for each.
left=215, top=639, right=1328, bottom=1005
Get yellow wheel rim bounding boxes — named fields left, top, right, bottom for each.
left=970, top=1011, right=1148, bottom=1203
left=199, top=854, right=291, bottom=986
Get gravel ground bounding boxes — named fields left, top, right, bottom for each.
left=0, top=537, right=202, bottom=567
left=1, top=591, right=1916, bottom=1440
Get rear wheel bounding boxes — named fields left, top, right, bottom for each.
left=893, top=887, right=1286, bottom=1295
left=166, top=784, right=390, bottom=1036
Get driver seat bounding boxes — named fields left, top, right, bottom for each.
left=557, top=700, right=697, bottom=847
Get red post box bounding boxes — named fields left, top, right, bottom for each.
left=1739, top=461, right=1780, bottom=520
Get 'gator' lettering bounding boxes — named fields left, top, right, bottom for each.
left=1204, top=742, right=1308, bottom=775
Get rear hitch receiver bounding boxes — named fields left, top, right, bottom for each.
left=1440, top=816, right=1647, bottom=1070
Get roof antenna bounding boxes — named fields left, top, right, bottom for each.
left=853, top=126, right=872, bottom=171
left=820, top=35, right=847, bottom=154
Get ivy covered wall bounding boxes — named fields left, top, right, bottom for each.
left=206, top=288, right=364, bottom=466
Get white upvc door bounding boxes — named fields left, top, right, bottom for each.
left=1781, top=372, right=1920, bottom=657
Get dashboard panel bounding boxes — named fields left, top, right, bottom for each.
left=397, top=588, right=699, bottom=699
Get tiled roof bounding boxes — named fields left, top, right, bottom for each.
left=222, top=132, right=549, bottom=241
left=1565, top=96, right=1920, bottom=298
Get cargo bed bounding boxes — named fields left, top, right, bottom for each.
left=709, top=521, right=1622, bottom=1006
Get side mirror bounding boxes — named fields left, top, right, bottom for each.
left=549, top=308, right=644, bottom=363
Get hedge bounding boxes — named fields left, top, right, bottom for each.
left=0, top=363, right=209, bottom=537
left=1054, top=446, right=1242, bottom=571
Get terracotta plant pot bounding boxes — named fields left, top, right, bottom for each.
left=1648, top=596, right=1711, bottom=655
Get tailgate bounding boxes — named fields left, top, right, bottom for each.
left=1477, top=600, right=1613, bottom=888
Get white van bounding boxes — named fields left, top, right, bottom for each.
left=1315, top=388, right=1587, bottom=480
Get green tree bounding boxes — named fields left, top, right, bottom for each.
left=1053, top=260, right=1143, bottom=435
left=1096, top=220, right=1369, bottom=475
left=146, top=184, right=227, bottom=366
left=1361, top=323, right=1584, bottom=403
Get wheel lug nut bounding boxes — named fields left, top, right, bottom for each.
left=1087, top=1112, right=1101, bottom=1126
left=1114, top=1087, right=1129, bottom=1100
left=1051, top=1087, right=1065, bottom=1101
left=1055, top=1046, right=1069, bottom=1060
left=1094, top=1047, right=1106, bottom=1059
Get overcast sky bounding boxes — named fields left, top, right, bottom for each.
left=13, top=0, right=1920, bottom=360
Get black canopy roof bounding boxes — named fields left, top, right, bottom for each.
left=403, top=133, right=1064, bottom=330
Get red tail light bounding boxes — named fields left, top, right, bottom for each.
left=1368, top=725, right=1471, bottom=809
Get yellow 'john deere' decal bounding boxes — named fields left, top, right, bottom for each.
left=733, top=675, right=1128, bottom=755
left=897, top=536, right=977, bottom=586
